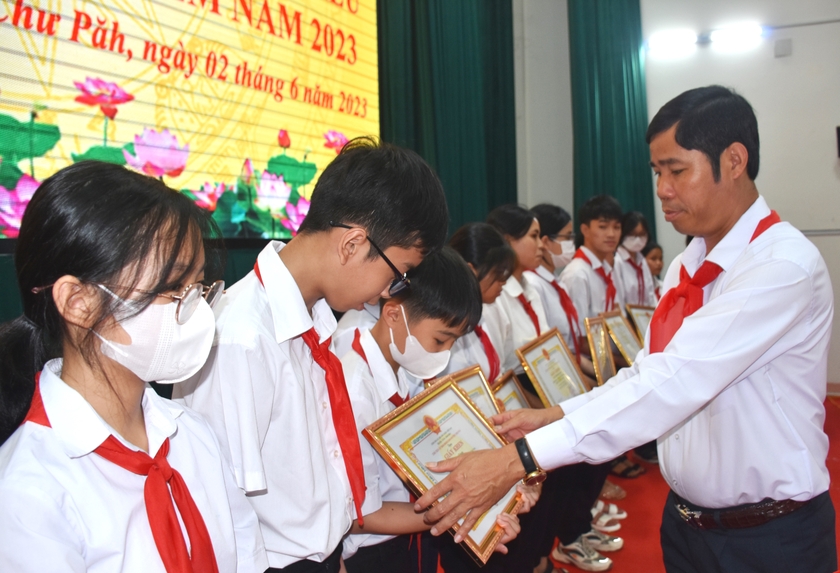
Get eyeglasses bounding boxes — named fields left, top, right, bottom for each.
left=158, top=281, right=225, bottom=324
left=330, top=221, right=410, bottom=296
left=553, top=232, right=575, bottom=242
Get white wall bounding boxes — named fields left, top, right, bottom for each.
left=512, top=0, right=575, bottom=212
left=641, top=0, right=840, bottom=382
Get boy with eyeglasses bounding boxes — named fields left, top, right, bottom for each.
left=174, top=137, right=450, bottom=572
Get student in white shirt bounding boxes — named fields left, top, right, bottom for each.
left=415, top=86, right=837, bottom=573
left=614, top=211, right=658, bottom=307
left=642, top=241, right=664, bottom=300
left=441, top=223, right=516, bottom=383
left=333, top=303, right=380, bottom=359
left=0, top=161, right=267, bottom=573
left=174, top=138, right=451, bottom=572
left=559, top=195, right=625, bottom=345
left=340, top=247, right=521, bottom=573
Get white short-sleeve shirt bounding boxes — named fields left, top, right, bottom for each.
left=523, top=266, right=579, bottom=350
left=0, top=359, right=267, bottom=573
left=614, top=246, right=658, bottom=307
left=559, top=247, right=624, bottom=331
left=483, top=276, right=549, bottom=373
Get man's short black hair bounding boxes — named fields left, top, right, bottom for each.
left=531, top=203, right=572, bottom=238
left=646, top=85, right=760, bottom=182
left=395, top=247, right=482, bottom=333
left=299, top=136, right=449, bottom=256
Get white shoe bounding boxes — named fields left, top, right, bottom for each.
left=592, top=499, right=628, bottom=520
left=552, top=537, right=613, bottom=571
left=582, top=528, right=624, bottom=553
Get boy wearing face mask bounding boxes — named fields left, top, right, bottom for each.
left=174, top=138, right=451, bottom=572
left=339, top=247, right=521, bottom=572
left=614, top=211, right=658, bottom=307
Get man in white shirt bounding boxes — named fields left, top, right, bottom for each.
left=413, top=86, right=837, bottom=573
left=174, top=138, right=450, bottom=572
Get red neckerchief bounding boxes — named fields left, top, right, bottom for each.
left=573, top=249, right=617, bottom=311
left=534, top=272, right=582, bottom=362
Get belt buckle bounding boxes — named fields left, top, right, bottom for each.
left=676, top=503, right=703, bottom=528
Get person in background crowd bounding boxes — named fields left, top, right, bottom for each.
left=174, top=138, right=450, bottom=572
left=0, top=161, right=267, bottom=572
left=340, top=247, right=522, bottom=573
left=614, top=211, right=658, bottom=307
left=642, top=241, right=664, bottom=300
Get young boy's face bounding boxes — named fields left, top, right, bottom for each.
left=385, top=303, right=466, bottom=355
left=581, top=218, right=621, bottom=261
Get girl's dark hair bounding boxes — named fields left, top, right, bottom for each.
left=620, top=211, right=652, bottom=243
left=0, top=161, right=220, bottom=444
left=641, top=241, right=662, bottom=257
left=449, top=223, right=515, bottom=284
left=531, top=203, right=572, bottom=238
left=486, top=204, right=535, bottom=240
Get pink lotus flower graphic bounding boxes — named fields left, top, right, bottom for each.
left=255, top=171, right=291, bottom=214
left=324, top=130, right=348, bottom=154
left=281, top=197, right=310, bottom=235
left=124, top=128, right=189, bottom=178
left=277, top=129, right=291, bottom=149
left=74, top=77, right=134, bottom=120
left=0, top=174, right=39, bottom=238
left=195, top=182, right=225, bottom=211
left=241, top=158, right=254, bottom=185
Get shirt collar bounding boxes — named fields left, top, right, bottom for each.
left=40, top=359, right=181, bottom=459
left=257, top=241, right=337, bottom=344
left=682, top=196, right=771, bottom=276
left=532, top=266, right=557, bottom=284
left=501, top=275, right=525, bottom=298
left=579, top=246, right=612, bottom=273
left=616, top=246, right=631, bottom=262
left=358, top=328, right=409, bottom=403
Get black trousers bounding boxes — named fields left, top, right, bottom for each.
left=552, top=461, right=612, bottom=545
left=265, top=544, right=342, bottom=573
left=344, top=535, right=412, bottom=573
left=660, top=490, right=837, bottom=573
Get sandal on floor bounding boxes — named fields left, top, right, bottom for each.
left=610, top=454, right=646, bottom=479
left=592, top=499, right=628, bottom=520
left=591, top=511, right=622, bottom=533
left=600, top=479, right=626, bottom=501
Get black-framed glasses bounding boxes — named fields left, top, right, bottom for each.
left=330, top=221, right=410, bottom=296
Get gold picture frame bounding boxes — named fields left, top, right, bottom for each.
left=585, top=316, right=616, bottom=386
left=600, top=310, right=643, bottom=366
left=626, top=304, right=656, bottom=344
left=362, top=379, right=522, bottom=564
left=444, top=365, right=500, bottom=419
left=515, top=328, right=587, bottom=407
left=491, top=370, right=529, bottom=412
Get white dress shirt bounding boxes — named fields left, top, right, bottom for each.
left=334, top=307, right=379, bottom=359
left=483, top=276, right=549, bottom=373
left=614, top=246, right=658, bottom=307
left=339, top=328, right=413, bottom=559
left=559, top=247, right=625, bottom=331
left=0, top=359, right=267, bottom=573
left=441, top=310, right=501, bottom=381
left=173, top=241, right=355, bottom=568
left=523, top=266, right=578, bottom=350
left=527, top=196, right=833, bottom=508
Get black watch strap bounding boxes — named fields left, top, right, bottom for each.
left=515, top=437, right=539, bottom=475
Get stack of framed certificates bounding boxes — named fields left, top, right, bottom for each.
left=515, top=327, right=587, bottom=407
left=599, top=310, right=643, bottom=366
left=626, top=304, right=655, bottom=344
left=491, top=370, right=529, bottom=412
left=362, top=377, right=522, bottom=564
left=585, top=316, right=617, bottom=386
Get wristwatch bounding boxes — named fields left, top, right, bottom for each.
left=515, top=437, right=547, bottom=486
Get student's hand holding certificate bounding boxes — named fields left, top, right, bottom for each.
left=490, top=406, right=565, bottom=441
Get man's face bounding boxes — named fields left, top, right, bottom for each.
left=650, top=125, right=731, bottom=238
left=581, top=218, right=621, bottom=261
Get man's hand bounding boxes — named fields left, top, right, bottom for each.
left=489, top=405, right=564, bottom=440
left=413, top=444, right=524, bottom=541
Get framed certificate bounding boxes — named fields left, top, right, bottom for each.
left=515, top=328, right=587, bottom=407
left=491, top=370, right=529, bottom=412
left=600, top=310, right=643, bottom=366
left=447, top=365, right=500, bottom=419
left=362, top=379, right=522, bottom=564
left=585, top=316, right=616, bottom=386
left=626, top=304, right=655, bottom=344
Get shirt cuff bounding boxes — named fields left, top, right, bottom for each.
left=525, top=419, right=580, bottom=471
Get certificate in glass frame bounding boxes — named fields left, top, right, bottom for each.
left=515, top=328, right=587, bottom=407
left=585, top=316, right=616, bottom=386
left=600, top=310, right=643, bottom=366
left=626, top=304, right=655, bottom=344
left=491, top=370, right=529, bottom=412
left=447, top=365, right=500, bottom=419
left=362, top=379, right=522, bottom=564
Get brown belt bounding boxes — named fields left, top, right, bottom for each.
left=674, top=496, right=811, bottom=530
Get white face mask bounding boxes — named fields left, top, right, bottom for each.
left=551, top=239, right=576, bottom=269
left=94, top=287, right=215, bottom=384
left=622, top=235, right=647, bottom=253
left=389, top=305, right=451, bottom=379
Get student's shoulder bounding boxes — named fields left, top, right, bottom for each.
left=0, top=424, right=74, bottom=502
left=559, top=258, right=590, bottom=279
